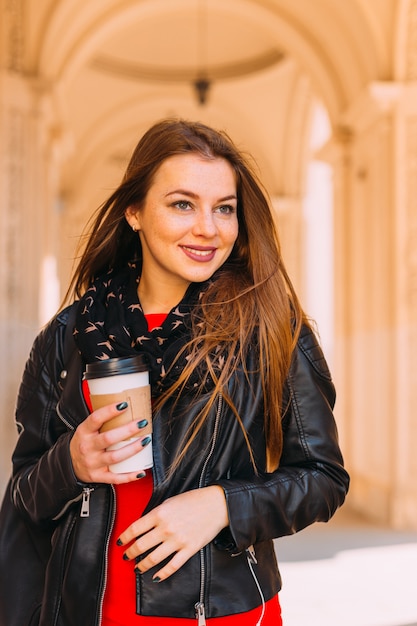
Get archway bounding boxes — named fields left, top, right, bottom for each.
left=29, top=0, right=382, bottom=307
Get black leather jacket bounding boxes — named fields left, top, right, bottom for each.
left=9, top=305, right=349, bottom=625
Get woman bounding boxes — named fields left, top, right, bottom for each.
left=2, top=119, right=349, bottom=625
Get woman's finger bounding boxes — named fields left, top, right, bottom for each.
left=145, top=550, right=192, bottom=583
left=69, top=401, right=151, bottom=483
left=136, top=544, right=190, bottom=582
left=117, top=487, right=229, bottom=580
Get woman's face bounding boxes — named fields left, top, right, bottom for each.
left=126, top=153, right=239, bottom=303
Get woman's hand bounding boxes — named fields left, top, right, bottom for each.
left=117, top=486, right=229, bottom=581
left=69, top=402, right=151, bottom=484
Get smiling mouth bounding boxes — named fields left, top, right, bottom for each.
left=181, top=246, right=217, bottom=261
left=181, top=246, right=216, bottom=258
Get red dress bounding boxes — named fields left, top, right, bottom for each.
left=95, top=313, right=282, bottom=625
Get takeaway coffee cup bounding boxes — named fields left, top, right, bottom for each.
left=84, top=355, right=152, bottom=473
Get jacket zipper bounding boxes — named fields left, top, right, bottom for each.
left=245, top=545, right=266, bottom=626
left=56, top=405, right=75, bottom=431
left=56, top=408, right=96, bottom=520
left=80, top=487, right=94, bottom=517
left=97, top=484, right=116, bottom=626
left=194, top=393, right=223, bottom=625
left=195, top=601, right=206, bottom=625
left=58, top=401, right=116, bottom=626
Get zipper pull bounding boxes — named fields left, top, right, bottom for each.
left=195, top=602, right=206, bottom=625
left=246, top=544, right=257, bottom=565
left=80, top=487, right=93, bottom=517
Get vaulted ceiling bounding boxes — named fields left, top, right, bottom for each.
left=21, top=0, right=400, bottom=220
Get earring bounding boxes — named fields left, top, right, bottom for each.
left=132, top=225, right=137, bottom=232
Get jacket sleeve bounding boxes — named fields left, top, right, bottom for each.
left=10, top=312, right=84, bottom=526
left=215, top=325, right=350, bottom=553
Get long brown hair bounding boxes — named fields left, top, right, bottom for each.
left=67, top=118, right=305, bottom=471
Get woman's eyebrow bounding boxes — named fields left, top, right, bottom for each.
left=165, top=189, right=237, bottom=202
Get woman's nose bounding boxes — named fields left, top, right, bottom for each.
left=192, top=208, right=217, bottom=237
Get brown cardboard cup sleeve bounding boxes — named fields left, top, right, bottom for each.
left=91, top=386, right=152, bottom=440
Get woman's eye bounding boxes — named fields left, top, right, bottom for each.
left=216, top=204, right=235, bottom=215
left=173, top=200, right=191, bottom=210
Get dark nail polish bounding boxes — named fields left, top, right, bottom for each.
left=116, top=538, right=123, bottom=546
left=137, top=419, right=148, bottom=429
left=141, top=436, right=152, bottom=447
left=122, top=553, right=130, bottom=561
left=116, top=401, right=128, bottom=411
left=153, top=576, right=161, bottom=583
left=135, top=566, right=142, bottom=575
left=136, top=472, right=146, bottom=479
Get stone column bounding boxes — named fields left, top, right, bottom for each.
left=0, top=0, right=64, bottom=494
left=392, top=81, right=417, bottom=527
left=271, top=195, right=304, bottom=297
left=325, top=81, right=417, bottom=528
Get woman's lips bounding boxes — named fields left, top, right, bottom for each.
left=180, top=245, right=216, bottom=262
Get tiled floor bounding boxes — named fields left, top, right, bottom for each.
left=275, top=507, right=417, bottom=626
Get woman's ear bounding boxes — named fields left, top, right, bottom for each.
left=125, top=206, right=140, bottom=232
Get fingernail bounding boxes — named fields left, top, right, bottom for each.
left=153, top=576, right=161, bottom=583
left=137, top=419, right=148, bottom=429
left=122, top=553, right=130, bottom=561
left=136, top=471, right=146, bottom=479
left=135, top=566, right=142, bottom=575
left=116, top=538, right=123, bottom=546
left=141, top=436, right=152, bottom=447
left=116, top=401, right=128, bottom=411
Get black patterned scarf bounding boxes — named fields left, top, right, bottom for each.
left=73, top=262, right=205, bottom=395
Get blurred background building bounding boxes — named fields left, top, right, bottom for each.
left=0, top=0, right=416, bottom=531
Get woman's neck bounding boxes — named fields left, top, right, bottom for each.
left=137, top=279, right=189, bottom=315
